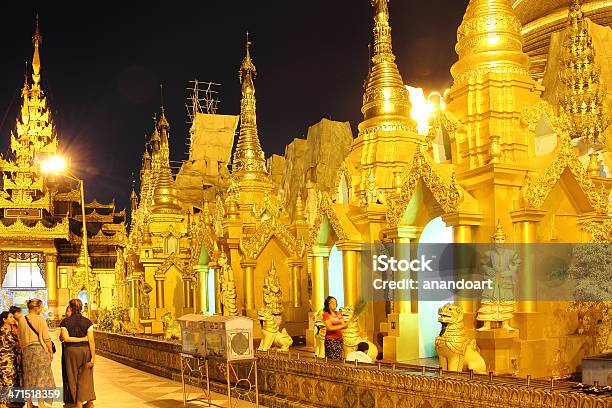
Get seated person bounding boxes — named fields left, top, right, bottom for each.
left=345, top=342, right=372, bottom=363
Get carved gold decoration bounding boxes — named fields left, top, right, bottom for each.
left=522, top=133, right=609, bottom=213
left=0, top=217, right=69, bottom=239
left=435, top=303, right=486, bottom=374
left=313, top=309, right=326, bottom=358
left=240, top=217, right=304, bottom=259
left=307, top=192, right=349, bottom=248
left=218, top=251, right=238, bottom=316
left=558, top=0, right=610, bottom=145
left=263, top=261, right=283, bottom=315
left=386, top=150, right=463, bottom=227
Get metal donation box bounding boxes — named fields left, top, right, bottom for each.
left=178, top=314, right=207, bottom=357
left=203, top=315, right=254, bottom=361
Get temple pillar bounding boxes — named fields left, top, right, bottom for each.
left=154, top=277, right=166, bottom=319
left=183, top=279, right=194, bottom=311
left=195, top=265, right=208, bottom=314
left=287, top=259, right=303, bottom=308
left=44, top=254, right=58, bottom=317
left=509, top=209, right=545, bottom=313
left=442, top=212, right=482, bottom=328
left=338, top=243, right=361, bottom=307
left=211, top=263, right=221, bottom=314
left=381, top=226, right=421, bottom=362
left=310, top=246, right=330, bottom=313
left=241, top=260, right=257, bottom=318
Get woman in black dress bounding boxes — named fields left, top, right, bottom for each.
left=60, top=299, right=96, bottom=408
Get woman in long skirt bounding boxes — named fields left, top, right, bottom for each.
left=60, top=299, right=96, bottom=408
left=0, top=311, right=19, bottom=408
left=17, top=299, right=55, bottom=408
left=322, top=296, right=348, bottom=360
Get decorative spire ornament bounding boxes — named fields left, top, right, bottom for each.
left=558, top=0, right=609, bottom=146
left=232, top=32, right=268, bottom=181
left=359, top=0, right=413, bottom=133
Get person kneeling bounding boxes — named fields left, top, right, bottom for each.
left=345, top=342, right=372, bottom=363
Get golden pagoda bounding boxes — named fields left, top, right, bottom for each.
left=113, top=0, right=611, bottom=395
left=0, top=19, right=126, bottom=320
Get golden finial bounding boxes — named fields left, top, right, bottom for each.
left=359, top=0, right=412, bottom=133
left=232, top=33, right=268, bottom=181
left=491, top=220, right=507, bottom=241
left=150, top=113, right=160, bottom=144
left=558, top=0, right=609, bottom=145
left=158, top=83, right=169, bottom=130
left=31, top=15, right=43, bottom=86
left=452, top=0, right=530, bottom=82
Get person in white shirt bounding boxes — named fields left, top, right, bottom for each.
left=345, top=342, right=373, bottom=363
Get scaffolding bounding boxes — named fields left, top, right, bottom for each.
left=185, top=81, right=221, bottom=157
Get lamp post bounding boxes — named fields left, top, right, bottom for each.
left=41, top=156, right=92, bottom=318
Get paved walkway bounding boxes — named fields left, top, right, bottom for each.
left=48, top=330, right=259, bottom=407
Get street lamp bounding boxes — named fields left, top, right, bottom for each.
left=40, top=156, right=92, bottom=319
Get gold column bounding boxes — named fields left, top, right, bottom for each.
left=340, top=247, right=360, bottom=307
left=44, top=254, right=58, bottom=314
left=453, top=225, right=473, bottom=313
left=243, top=262, right=256, bottom=311
left=212, top=264, right=221, bottom=314
left=155, top=279, right=165, bottom=308
left=183, top=280, right=193, bottom=309
left=310, top=246, right=329, bottom=313
left=198, top=265, right=209, bottom=314
left=292, top=263, right=302, bottom=308
left=517, top=220, right=536, bottom=313
left=394, top=236, right=414, bottom=314
left=510, top=209, right=545, bottom=314
left=129, top=278, right=136, bottom=308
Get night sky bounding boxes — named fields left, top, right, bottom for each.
left=0, top=1, right=468, bottom=212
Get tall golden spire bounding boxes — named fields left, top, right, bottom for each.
left=150, top=106, right=181, bottom=214
left=31, top=15, right=42, bottom=87
left=558, top=0, right=609, bottom=145
left=359, top=0, right=412, bottom=133
left=451, top=0, right=530, bottom=82
left=232, top=33, right=268, bottom=180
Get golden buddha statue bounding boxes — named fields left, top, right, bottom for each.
left=218, top=251, right=238, bottom=316
left=477, top=221, right=521, bottom=331
left=263, top=261, right=283, bottom=316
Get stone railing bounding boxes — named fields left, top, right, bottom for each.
left=95, top=331, right=610, bottom=408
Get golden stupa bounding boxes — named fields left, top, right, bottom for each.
left=2, top=2, right=611, bottom=406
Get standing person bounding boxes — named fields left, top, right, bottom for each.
left=322, top=296, right=348, bottom=361
left=60, top=306, right=73, bottom=406
left=0, top=311, right=19, bottom=408
left=17, top=299, right=55, bottom=408
left=7, top=306, right=23, bottom=400
left=60, top=299, right=96, bottom=408
left=7, top=307, right=21, bottom=336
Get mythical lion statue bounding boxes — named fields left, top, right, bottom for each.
left=257, top=307, right=293, bottom=352
left=340, top=306, right=378, bottom=361
left=112, top=308, right=139, bottom=334
left=161, top=311, right=181, bottom=341
left=435, top=303, right=486, bottom=374
left=313, top=309, right=326, bottom=358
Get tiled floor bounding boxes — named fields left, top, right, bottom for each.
left=47, top=330, right=260, bottom=407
